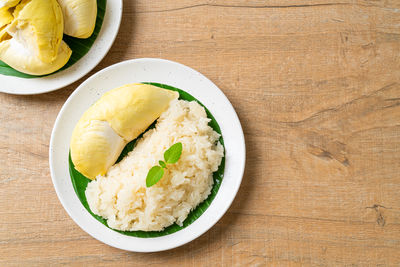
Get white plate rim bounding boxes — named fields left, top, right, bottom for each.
left=0, top=0, right=123, bottom=95
left=49, top=58, right=246, bottom=252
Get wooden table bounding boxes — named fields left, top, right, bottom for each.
left=1, top=0, right=399, bottom=266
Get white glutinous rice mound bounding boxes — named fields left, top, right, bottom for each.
left=85, top=99, right=224, bottom=231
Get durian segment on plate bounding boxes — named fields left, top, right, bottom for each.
left=70, top=119, right=126, bottom=180
left=0, top=0, right=72, bottom=75
left=58, top=0, right=97, bottom=38
left=70, top=83, right=179, bottom=180
left=0, top=40, right=72, bottom=75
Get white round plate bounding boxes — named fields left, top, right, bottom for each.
left=49, top=58, right=246, bottom=252
left=0, top=0, right=123, bottom=95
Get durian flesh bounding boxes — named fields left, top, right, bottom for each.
left=58, top=0, right=97, bottom=38
left=0, top=0, right=20, bottom=9
left=0, top=8, right=13, bottom=29
left=70, top=84, right=180, bottom=180
left=0, top=0, right=72, bottom=75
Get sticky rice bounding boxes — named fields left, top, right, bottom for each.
left=85, top=99, right=224, bottom=231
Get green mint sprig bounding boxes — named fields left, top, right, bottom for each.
left=146, top=142, right=183, bottom=187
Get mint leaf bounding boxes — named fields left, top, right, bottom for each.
left=164, top=142, right=182, bottom=164
left=146, top=166, right=164, bottom=187
left=159, top=160, right=167, bottom=168
left=146, top=143, right=182, bottom=187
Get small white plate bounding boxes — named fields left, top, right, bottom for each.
left=49, top=58, right=246, bottom=252
left=0, top=0, right=123, bottom=95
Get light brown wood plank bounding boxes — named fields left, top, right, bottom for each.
left=0, top=0, right=399, bottom=266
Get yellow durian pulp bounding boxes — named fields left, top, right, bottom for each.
left=58, top=0, right=97, bottom=38
left=0, top=40, right=72, bottom=75
left=0, top=0, right=20, bottom=9
left=0, top=8, right=13, bottom=28
left=70, top=120, right=126, bottom=180
left=70, top=83, right=179, bottom=180
left=0, top=0, right=72, bottom=75
left=90, top=84, right=180, bottom=141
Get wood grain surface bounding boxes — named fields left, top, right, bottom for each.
left=1, top=0, right=400, bottom=266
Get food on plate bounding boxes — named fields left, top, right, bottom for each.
left=0, top=0, right=19, bottom=9
left=85, top=99, right=224, bottom=231
left=58, top=0, right=97, bottom=38
left=0, top=0, right=72, bottom=75
left=0, top=8, right=13, bottom=28
left=0, top=0, right=97, bottom=75
left=70, top=83, right=179, bottom=180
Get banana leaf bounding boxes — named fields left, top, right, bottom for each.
left=0, top=0, right=106, bottom=78
left=69, top=83, right=225, bottom=238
